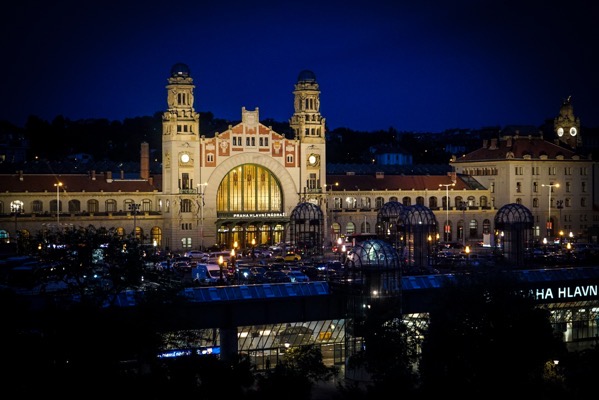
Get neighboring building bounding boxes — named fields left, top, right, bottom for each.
left=450, top=98, right=598, bottom=243
left=0, top=65, right=594, bottom=254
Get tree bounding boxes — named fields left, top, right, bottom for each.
left=418, top=271, right=568, bottom=395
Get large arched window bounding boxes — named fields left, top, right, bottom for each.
left=217, top=164, right=282, bottom=213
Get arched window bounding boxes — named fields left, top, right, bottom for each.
left=68, top=199, right=80, bottom=213
left=106, top=199, right=117, bottom=212
left=32, top=200, right=43, bottom=213
left=217, top=164, right=283, bottom=213
left=428, top=196, right=438, bottom=209
left=87, top=199, right=99, bottom=213
left=346, top=222, right=355, bottom=235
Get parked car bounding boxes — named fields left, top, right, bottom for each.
left=286, top=270, right=310, bottom=282
left=283, top=252, right=301, bottom=262
left=185, top=250, right=208, bottom=260
left=263, top=270, right=292, bottom=283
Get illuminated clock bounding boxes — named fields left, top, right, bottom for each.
left=569, top=127, right=577, bottom=136
left=557, top=127, right=564, bottom=137
left=180, top=153, right=190, bottom=163
left=308, top=154, right=319, bottom=166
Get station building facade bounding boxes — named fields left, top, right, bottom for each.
left=0, top=64, right=595, bottom=255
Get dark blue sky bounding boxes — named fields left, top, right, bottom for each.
left=1, top=1, right=597, bottom=132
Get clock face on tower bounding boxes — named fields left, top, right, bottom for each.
left=308, top=154, right=319, bottom=166
left=569, top=127, right=578, bottom=136
left=180, top=153, right=190, bottom=163
left=557, top=127, right=564, bottom=137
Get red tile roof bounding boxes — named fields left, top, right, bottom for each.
left=0, top=173, right=161, bottom=193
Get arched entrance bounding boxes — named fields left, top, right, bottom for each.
left=214, top=163, right=287, bottom=249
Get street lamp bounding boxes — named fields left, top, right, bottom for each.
left=128, top=203, right=140, bottom=237
left=541, top=183, right=560, bottom=238
left=439, top=183, right=455, bottom=242
left=197, top=182, right=208, bottom=250
left=325, top=182, right=339, bottom=246
left=54, top=182, right=63, bottom=224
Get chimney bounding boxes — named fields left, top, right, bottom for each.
left=506, top=137, right=512, bottom=147
left=489, top=138, right=498, bottom=149
left=148, top=176, right=154, bottom=185
left=18, top=170, right=23, bottom=181
left=106, top=171, right=113, bottom=182
left=120, top=170, right=124, bottom=179
left=140, top=142, right=150, bottom=180
left=482, top=139, right=488, bottom=148
left=91, top=170, right=96, bottom=180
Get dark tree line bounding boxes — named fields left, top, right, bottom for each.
left=1, top=114, right=475, bottom=166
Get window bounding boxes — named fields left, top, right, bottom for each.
left=566, top=182, right=571, bottom=193
left=565, top=167, right=572, bottom=175
left=68, top=200, right=81, bottom=213
left=402, top=196, right=411, bottom=206
left=106, top=199, right=117, bottom=212
left=360, top=221, right=371, bottom=234
left=307, top=173, right=317, bottom=190
left=515, top=166, right=523, bottom=175
left=429, top=196, right=438, bottom=209
left=87, top=199, right=99, bottom=213
left=582, top=181, right=587, bottom=193
left=516, top=182, right=521, bottom=193
left=181, top=237, right=192, bottom=249
left=416, top=196, right=424, bottom=206
left=181, top=199, right=192, bottom=213
left=548, top=167, right=556, bottom=175
left=375, top=197, right=385, bottom=208
left=533, top=198, right=539, bottom=208
left=360, top=197, right=371, bottom=209
left=32, top=200, right=43, bottom=213
left=345, top=197, right=357, bottom=209
left=346, top=222, right=355, bottom=235
left=533, top=182, right=538, bottom=193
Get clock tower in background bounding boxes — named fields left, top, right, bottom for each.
left=289, top=70, right=327, bottom=203
left=162, top=63, right=201, bottom=251
left=554, top=96, right=581, bottom=149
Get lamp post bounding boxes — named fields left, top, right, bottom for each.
left=54, top=182, right=63, bottom=224
left=251, top=237, right=256, bottom=262
left=541, top=183, right=560, bottom=239
left=197, top=182, right=208, bottom=250
left=337, top=237, right=343, bottom=261
left=128, top=203, right=140, bottom=237
left=11, top=200, right=23, bottom=253
left=439, top=183, right=455, bottom=242
left=325, top=182, right=339, bottom=247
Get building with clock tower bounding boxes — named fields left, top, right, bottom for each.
left=554, top=96, right=581, bottom=149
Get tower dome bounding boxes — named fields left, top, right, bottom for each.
left=170, top=63, right=191, bottom=78
left=297, top=69, right=316, bottom=83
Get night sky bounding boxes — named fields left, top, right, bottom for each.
left=1, top=1, right=597, bottom=132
